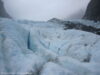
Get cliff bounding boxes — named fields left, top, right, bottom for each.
left=0, top=0, right=11, bottom=18
left=83, top=0, right=100, bottom=21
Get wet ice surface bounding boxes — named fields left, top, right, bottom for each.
left=0, top=18, right=100, bottom=75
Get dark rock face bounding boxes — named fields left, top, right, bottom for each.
left=83, top=0, right=100, bottom=21
left=0, top=0, right=11, bottom=18
left=49, top=18, right=100, bottom=35
left=64, top=21, right=100, bottom=35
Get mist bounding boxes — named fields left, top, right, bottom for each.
left=3, top=0, right=90, bottom=21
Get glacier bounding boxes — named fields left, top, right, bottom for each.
left=0, top=17, right=100, bottom=75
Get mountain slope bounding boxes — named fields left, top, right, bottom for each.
left=0, top=0, right=11, bottom=18
left=83, top=0, right=100, bottom=21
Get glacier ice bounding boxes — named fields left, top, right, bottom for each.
left=0, top=18, right=100, bottom=75
left=0, top=18, right=46, bottom=74
left=30, top=27, right=100, bottom=62
left=40, top=62, right=75, bottom=75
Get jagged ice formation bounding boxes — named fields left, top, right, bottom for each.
left=0, top=18, right=100, bottom=75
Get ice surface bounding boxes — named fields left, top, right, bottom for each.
left=40, top=62, right=75, bottom=75
left=56, top=56, right=100, bottom=75
left=0, top=18, right=100, bottom=75
left=0, top=18, right=46, bottom=74
left=30, top=28, right=100, bottom=62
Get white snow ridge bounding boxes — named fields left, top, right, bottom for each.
left=0, top=18, right=100, bottom=75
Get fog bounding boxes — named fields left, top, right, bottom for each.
left=3, top=0, right=90, bottom=21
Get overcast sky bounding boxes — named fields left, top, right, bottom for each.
left=3, top=0, right=90, bottom=21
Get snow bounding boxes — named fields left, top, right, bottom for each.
left=0, top=17, right=100, bottom=75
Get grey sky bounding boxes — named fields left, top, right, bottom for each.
left=3, top=0, right=90, bottom=21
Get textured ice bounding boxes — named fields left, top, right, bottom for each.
left=57, top=56, right=100, bottom=75
left=0, top=18, right=100, bottom=75
left=30, top=27, right=100, bottom=62
left=0, top=18, right=46, bottom=74
left=40, top=62, right=75, bottom=75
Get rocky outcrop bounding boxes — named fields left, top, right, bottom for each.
left=0, top=0, right=11, bottom=18
left=83, top=0, right=100, bottom=21
left=49, top=18, right=100, bottom=35
left=64, top=21, right=100, bottom=35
